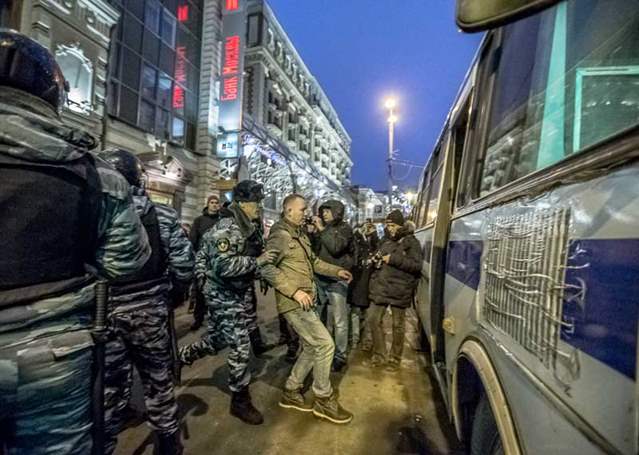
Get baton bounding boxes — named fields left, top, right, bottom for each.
left=92, top=280, right=108, bottom=455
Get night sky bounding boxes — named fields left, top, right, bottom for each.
left=266, top=0, right=483, bottom=191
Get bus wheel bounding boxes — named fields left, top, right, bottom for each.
left=470, top=394, right=504, bottom=455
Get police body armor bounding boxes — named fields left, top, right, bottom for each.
left=0, top=153, right=101, bottom=306
left=110, top=204, right=168, bottom=296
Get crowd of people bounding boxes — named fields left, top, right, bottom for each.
left=0, top=30, right=424, bottom=455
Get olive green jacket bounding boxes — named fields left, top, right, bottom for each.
left=261, top=218, right=343, bottom=314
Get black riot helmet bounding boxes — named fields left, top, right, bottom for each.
left=0, top=29, right=68, bottom=114
left=232, top=180, right=265, bottom=203
left=100, top=148, right=145, bottom=187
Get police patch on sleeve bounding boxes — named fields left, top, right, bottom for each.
left=216, top=238, right=230, bottom=253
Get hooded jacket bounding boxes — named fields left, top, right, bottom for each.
left=312, top=200, right=354, bottom=272
left=190, top=206, right=220, bottom=251
left=368, top=227, right=423, bottom=309
left=0, top=88, right=150, bottom=336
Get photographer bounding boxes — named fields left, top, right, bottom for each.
left=348, top=221, right=379, bottom=350
left=367, top=210, right=423, bottom=371
left=311, top=200, right=355, bottom=372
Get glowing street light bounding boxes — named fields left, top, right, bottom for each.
left=384, top=97, right=397, bottom=110
left=384, top=96, right=398, bottom=209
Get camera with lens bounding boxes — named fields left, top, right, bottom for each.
left=367, top=251, right=384, bottom=269
left=303, top=215, right=315, bottom=226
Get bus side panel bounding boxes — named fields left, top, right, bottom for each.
left=483, top=332, right=606, bottom=455
left=414, top=226, right=434, bottom=343
left=444, top=163, right=639, bottom=454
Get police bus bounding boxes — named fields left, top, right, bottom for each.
left=412, top=1, right=639, bottom=453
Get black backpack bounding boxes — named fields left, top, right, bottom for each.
left=110, top=204, right=168, bottom=295
left=0, top=153, right=101, bottom=306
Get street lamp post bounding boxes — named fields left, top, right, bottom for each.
left=385, top=98, right=397, bottom=210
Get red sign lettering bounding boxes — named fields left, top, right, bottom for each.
left=226, top=0, right=239, bottom=11
left=220, top=36, right=240, bottom=102
left=173, top=46, right=187, bottom=109
left=177, top=5, right=189, bottom=22
left=221, top=76, right=239, bottom=101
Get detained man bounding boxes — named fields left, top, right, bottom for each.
left=261, top=194, right=354, bottom=424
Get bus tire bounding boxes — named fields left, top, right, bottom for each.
left=470, top=394, right=504, bottom=455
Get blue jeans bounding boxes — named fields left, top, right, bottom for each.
left=283, top=308, right=334, bottom=398
left=316, top=280, right=349, bottom=364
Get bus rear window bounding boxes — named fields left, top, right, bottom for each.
left=479, top=0, right=639, bottom=197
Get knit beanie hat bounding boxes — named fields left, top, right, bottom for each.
left=385, top=209, right=405, bottom=226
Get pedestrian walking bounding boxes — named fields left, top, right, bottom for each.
left=188, top=195, right=221, bottom=331
left=311, top=200, right=355, bottom=372
left=367, top=210, right=423, bottom=371
left=179, top=180, right=278, bottom=425
left=261, top=194, right=354, bottom=424
left=100, top=149, right=194, bottom=454
left=0, top=30, right=150, bottom=455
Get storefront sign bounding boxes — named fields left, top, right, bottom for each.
left=173, top=46, right=187, bottom=109
left=217, top=0, right=246, bottom=159
left=217, top=132, right=240, bottom=159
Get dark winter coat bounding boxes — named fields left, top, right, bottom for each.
left=348, top=230, right=380, bottom=308
left=312, top=200, right=355, bottom=273
left=369, top=228, right=423, bottom=309
left=190, top=208, right=220, bottom=251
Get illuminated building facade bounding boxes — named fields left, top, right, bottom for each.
left=0, top=0, right=119, bottom=148
left=2, top=0, right=354, bottom=224
left=234, top=0, right=354, bottom=221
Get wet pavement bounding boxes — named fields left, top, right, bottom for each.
left=115, top=291, right=463, bottom=455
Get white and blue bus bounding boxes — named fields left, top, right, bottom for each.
left=413, top=1, right=639, bottom=453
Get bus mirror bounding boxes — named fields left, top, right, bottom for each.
left=456, top=0, right=562, bottom=32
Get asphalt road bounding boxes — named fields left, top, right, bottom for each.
left=115, top=291, right=462, bottom=455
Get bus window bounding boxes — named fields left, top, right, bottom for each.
left=416, top=166, right=431, bottom=228
left=425, top=146, right=444, bottom=225
left=426, top=166, right=442, bottom=224
left=478, top=0, right=639, bottom=197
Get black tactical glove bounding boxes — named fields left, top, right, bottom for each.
left=256, top=249, right=279, bottom=267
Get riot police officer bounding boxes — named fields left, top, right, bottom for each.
left=179, top=180, right=277, bottom=425
left=0, top=30, right=150, bottom=454
left=100, top=149, right=194, bottom=454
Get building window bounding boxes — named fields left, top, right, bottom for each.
left=107, top=0, right=202, bottom=150
left=145, top=0, right=161, bottom=34
left=139, top=100, right=156, bottom=131
left=161, top=8, right=176, bottom=47
left=142, top=64, right=157, bottom=99
left=247, top=13, right=262, bottom=47
left=56, top=44, right=94, bottom=114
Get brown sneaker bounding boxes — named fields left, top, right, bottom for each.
left=313, top=393, right=353, bottom=424
left=363, top=354, right=384, bottom=368
left=279, top=389, right=313, bottom=413
left=385, top=359, right=400, bottom=372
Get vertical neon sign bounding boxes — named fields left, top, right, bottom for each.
left=173, top=46, right=187, bottom=109
left=226, top=0, right=239, bottom=11
left=217, top=0, right=245, bottom=157
left=177, top=5, right=189, bottom=22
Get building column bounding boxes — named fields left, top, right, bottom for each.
left=185, top=0, right=224, bottom=222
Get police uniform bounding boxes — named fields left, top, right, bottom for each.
left=100, top=150, right=194, bottom=455
left=0, top=31, right=151, bottom=455
left=179, top=181, right=268, bottom=425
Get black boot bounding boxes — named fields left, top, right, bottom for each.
left=249, top=329, right=276, bottom=357
left=230, top=386, right=264, bottom=425
left=156, top=430, right=183, bottom=455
